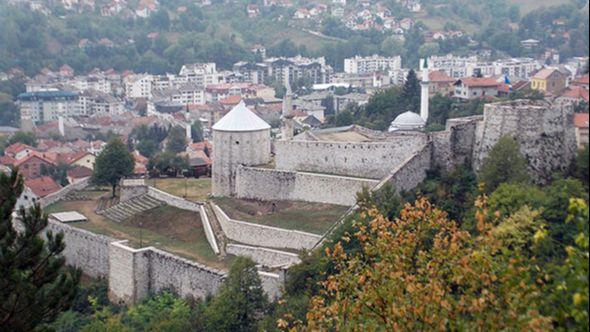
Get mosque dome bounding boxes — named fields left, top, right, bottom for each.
left=388, top=111, right=426, bottom=132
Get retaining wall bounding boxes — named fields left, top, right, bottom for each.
left=226, top=244, right=301, bottom=267
left=235, top=167, right=379, bottom=206
left=212, top=203, right=322, bottom=250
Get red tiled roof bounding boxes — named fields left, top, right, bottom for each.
left=572, top=74, right=589, bottom=86
left=561, top=86, right=590, bottom=102
left=0, top=155, right=17, bottom=166
left=4, top=143, right=36, bottom=156
left=187, top=140, right=212, bottom=152
left=455, top=77, right=499, bottom=88
left=574, top=113, right=589, bottom=129
left=219, top=95, right=242, bottom=106
left=533, top=68, right=559, bottom=80
left=429, top=70, right=454, bottom=83
left=67, top=166, right=93, bottom=179
left=15, top=151, right=56, bottom=167
left=24, top=176, right=61, bottom=198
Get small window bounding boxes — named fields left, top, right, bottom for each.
left=235, top=141, right=240, bottom=145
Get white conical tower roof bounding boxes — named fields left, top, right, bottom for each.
left=212, top=101, right=271, bottom=132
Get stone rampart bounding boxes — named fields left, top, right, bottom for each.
left=274, top=135, right=427, bottom=179
left=46, top=219, right=113, bottom=279
left=212, top=203, right=322, bottom=250
left=472, top=100, right=576, bottom=183
left=235, top=167, right=379, bottom=206
left=226, top=244, right=301, bottom=267
left=199, top=205, right=220, bottom=255
left=146, top=186, right=201, bottom=211
left=258, top=271, right=282, bottom=300
left=373, top=143, right=432, bottom=193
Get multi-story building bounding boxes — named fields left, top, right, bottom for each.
left=494, top=58, right=540, bottom=80
left=18, top=90, right=79, bottom=123
left=425, top=55, right=479, bottom=78
left=124, top=74, right=154, bottom=99
left=264, top=56, right=332, bottom=84
left=178, top=63, right=221, bottom=86
left=78, top=90, right=125, bottom=116
left=232, top=62, right=268, bottom=84
left=153, top=85, right=206, bottom=105
left=344, top=55, right=402, bottom=74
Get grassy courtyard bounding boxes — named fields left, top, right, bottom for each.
left=213, top=197, right=349, bottom=235
left=145, top=177, right=211, bottom=201
left=45, top=189, right=226, bottom=269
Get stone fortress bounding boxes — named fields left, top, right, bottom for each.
left=212, top=60, right=577, bottom=209
left=30, top=59, right=577, bottom=306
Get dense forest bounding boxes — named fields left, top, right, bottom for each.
left=0, top=0, right=588, bottom=75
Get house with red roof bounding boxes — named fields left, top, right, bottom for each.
left=453, top=77, right=499, bottom=99
left=571, top=74, right=589, bottom=90
left=67, top=166, right=93, bottom=184
left=4, top=143, right=37, bottom=160
left=559, top=86, right=590, bottom=104
left=428, top=70, right=455, bottom=96
left=24, top=176, right=61, bottom=199
left=15, top=152, right=56, bottom=179
left=574, top=113, right=589, bottom=149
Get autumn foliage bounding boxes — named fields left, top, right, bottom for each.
left=298, top=198, right=551, bottom=331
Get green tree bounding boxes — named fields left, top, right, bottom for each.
left=148, top=151, right=189, bottom=176
left=136, top=139, right=158, bottom=159
left=0, top=92, right=19, bottom=127
left=575, top=144, right=589, bottom=189
left=403, top=69, right=420, bottom=113
left=334, top=109, right=354, bottom=127
left=8, top=131, right=37, bottom=147
left=204, top=257, right=267, bottom=332
left=489, top=183, right=547, bottom=217
left=478, top=136, right=530, bottom=193
left=92, top=138, right=134, bottom=197
left=166, top=126, right=187, bottom=153
left=0, top=170, right=80, bottom=330
left=191, top=120, right=204, bottom=143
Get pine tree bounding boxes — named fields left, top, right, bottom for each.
left=0, top=170, right=80, bottom=330
left=92, top=138, right=134, bottom=197
left=403, top=69, right=421, bottom=113
left=204, top=257, right=267, bottom=332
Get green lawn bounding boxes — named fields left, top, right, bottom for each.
left=507, top=0, right=572, bottom=14
left=214, top=197, right=349, bottom=235
left=46, top=192, right=227, bottom=270
left=145, top=177, right=211, bottom=202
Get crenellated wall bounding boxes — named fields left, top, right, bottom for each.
left=235, top=166, right=379, bottom=206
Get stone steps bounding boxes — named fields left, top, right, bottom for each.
left=204, top=202, right=227, bottom=257
left=98, top=194, right=164, bottom=222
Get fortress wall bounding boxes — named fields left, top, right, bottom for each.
left=212, top=203, right=322, bottom=250
left=235, top=167, right=379, bottom=206
left=226, top=244, right=301, bottom=267
left=147, top=247, right=225, bottom=300
left=146, top=186, right=201, bottom=211
left=46, top=219, right=113, bottom=279
left=473, top=100, right=576, bottom=182
left=376, top=144, right=432, bottom=193
left=274, top=136, right=428, bottom=179
left=431, top=116, right=481, bottom=172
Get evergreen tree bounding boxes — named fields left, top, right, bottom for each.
left=204, top=257, right=267, bottom=332
left=166, top=126, right=187, bottom=153
left=478, top=135, right=530, bottom=193
left=0, top=170, right=80, bottom=330
left=191, top=120, right=204, bottom=143
left=92, top=138, right=134, bottom=197
left=403, top=69, right=421, bottom=113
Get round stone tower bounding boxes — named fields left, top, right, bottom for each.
left=212, top=101, right=271, bottom=197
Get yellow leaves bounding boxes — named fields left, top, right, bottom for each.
left=358, top=275, right=366, bottom=285
left=573, top=293, right=584, bottom=306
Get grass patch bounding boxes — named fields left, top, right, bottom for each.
left=145, top=177, right=211, bottom=201
left=213, top=197, right=348, bottom=235
left=45, top=190, right=227, bottom=270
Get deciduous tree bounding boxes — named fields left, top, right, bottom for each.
left=92, top=138, right=134, bottom=197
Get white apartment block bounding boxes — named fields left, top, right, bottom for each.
left=124, top=74, right=154, bottom=99
left=153, top=85, right=206, bottom=105
left=178, top=63, right=221, bottom=86
left=78, top=90, right=125, bottom=116
left=17, top=90, right=79, bottom=123
left=344, top=55, right=402, bottom=74
left=426, top=55, right=540, bottom=80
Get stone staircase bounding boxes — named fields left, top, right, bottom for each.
left=98, top=194, right=164, bottom=222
